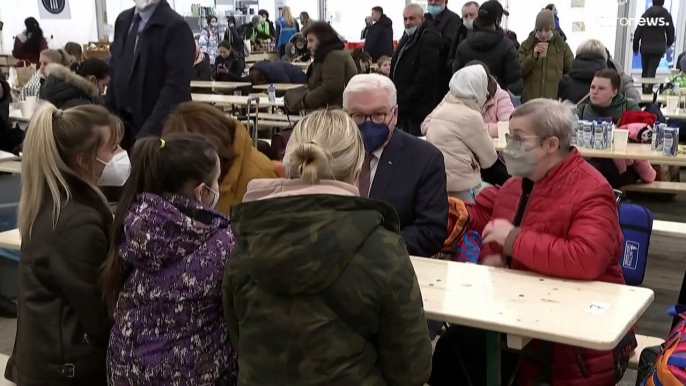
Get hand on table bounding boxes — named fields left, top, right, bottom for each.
left=482, top=219, right=515, bottom=246
left=482, top=254, right=506, bottom=268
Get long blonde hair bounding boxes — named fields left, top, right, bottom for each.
left=18, top=103, right=123, bottom=239
left=282, top=6, right=295, bottom=26
left=284, top=109, right=365, bottom=184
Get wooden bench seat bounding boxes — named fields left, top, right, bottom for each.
left=628, top=334, right=664, bottom=370
left=623, top=181, right=686, bottom=194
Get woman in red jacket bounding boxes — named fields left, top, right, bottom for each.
left=469, top=99, right=631, bottom=385
left=12, top=17, right=49, bottom=66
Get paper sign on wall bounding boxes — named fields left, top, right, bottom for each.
left=585, top=301, right=611, bottom=314
left=572, top=22, right=586, bottom=32
left=38, top=0, right=72, bottom=20
left=571, top=0, right=585, bottom=8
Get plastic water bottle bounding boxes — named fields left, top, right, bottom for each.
left=268, top=84, right=276, bottom=104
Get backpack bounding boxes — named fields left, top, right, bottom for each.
left=639, top=305, right=686, bottom=385
left=618, top=202, right=653, bottom=286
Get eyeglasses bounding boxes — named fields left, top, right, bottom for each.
left=505, top=133, right=541, bottom=150
left=349, top=111, right=391, bottom=125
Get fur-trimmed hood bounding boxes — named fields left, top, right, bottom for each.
left=39, top=63, right=101, bottom=109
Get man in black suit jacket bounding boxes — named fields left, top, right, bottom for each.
left=106, top=0, right=194, bottom=150
left=365, top=6, right=394, bottom=62
left=343, top=74, right=448, bottom=258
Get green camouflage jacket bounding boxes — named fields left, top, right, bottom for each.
left=223, top=194, right=432, bottom=385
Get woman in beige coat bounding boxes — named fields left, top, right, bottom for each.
left=421, top=65, right=497, bottom=202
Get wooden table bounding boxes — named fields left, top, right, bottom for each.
left=192, top=94, right=285, bottom=107
left=245, top=52, right=280, bottom=63
left=252, top=83, right=306, bottom=91
left=8, top=112, right=29, bottom=122
left=412, top=256, right=654, bottom=386
left=291, top=62, right=311, bottom=70
left=0, top=161, right=21, bottom=174
left=190, top=81, right=251, bottom=90
left=636, top=77, right=669, bottom=85
left=0, top=229, right=20, bottom=251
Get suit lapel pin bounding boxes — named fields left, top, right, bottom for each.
left=388, top=161, right=392, bottom=165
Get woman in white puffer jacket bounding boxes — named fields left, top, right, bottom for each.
left=421, top=65, right=497, bottom=203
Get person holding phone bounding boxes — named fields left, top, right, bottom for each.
left=518, top=9, right=573, bottom=103
left=214, top=40, right=245, bottom=82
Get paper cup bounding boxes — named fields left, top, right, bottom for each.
left=613, top=129, right=629, bottom=153
left=19, top=101, right=34, bottom=119
left=667, top=96, right=679, bottom=113
left=539, top=43, right=549, bottom=58
left=497, top=121, right=509, bottom=145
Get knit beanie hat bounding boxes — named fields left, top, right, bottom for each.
left=535, top=9, right=555, bottom=30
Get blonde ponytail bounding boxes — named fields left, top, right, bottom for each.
left=283, top=109, right=365, bottom=184
left=18, top=103, right=122, bottom=239
left=287, top=143, right=332, bottom=182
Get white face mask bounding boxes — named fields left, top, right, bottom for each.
left=210, top=22, right=218, bottom=27
left=204, top=185, right=219, bottom=209
left=97, top=151, right=131, bottom=187
left=464, top=18, right=474, bottom=30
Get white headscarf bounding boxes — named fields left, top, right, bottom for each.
left=449, top=65, right=489, bottom=109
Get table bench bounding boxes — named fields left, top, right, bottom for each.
left=653, top=219, right=686, bottom=238
left=0, top=229, right=20, bottom=251
left=623, top=181, right=686, bottom=194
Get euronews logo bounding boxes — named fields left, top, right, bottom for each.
left=599, top=16, right=670, bottom=27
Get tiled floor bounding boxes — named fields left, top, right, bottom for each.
left=0, top=193, right=684, bottom=385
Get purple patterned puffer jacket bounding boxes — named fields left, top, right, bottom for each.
left=107, top=193, right=237, bottom=385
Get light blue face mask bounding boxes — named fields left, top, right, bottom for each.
left=405, top=26, right=418, bottom=36
left=427, top=4, right=444, bottom=16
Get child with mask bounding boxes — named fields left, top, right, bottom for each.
left=39, top=58, right=110, bottom=109
left=7, top=103, right=126, bottom=385
left=104, top=133, right=237, bottom=385
left=421, top=65, right=498, bottom=202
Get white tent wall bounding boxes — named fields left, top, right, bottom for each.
left=326, top=0, right=405, bottom=42
left=0, top=0, right=98, bottom=53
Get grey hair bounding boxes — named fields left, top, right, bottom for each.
left=404, top=3, right=425, bottom=17
left=343, top=74, right=397, bottom=110
left=251, top=15, right=263, bottom=25
left=463, top=1, right=480, bottom=9
left=576, top=39, right=608, bottom=60
left=511, top=99, right=578, bottom=149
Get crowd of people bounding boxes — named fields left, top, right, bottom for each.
left=0, top=0, right=679, bottom=384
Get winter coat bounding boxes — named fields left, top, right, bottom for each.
left=194, top=53, right=212, bottom=81
left=391, top=22, right=441, bottom=123
left=447, top=22, right=469, bottom=71
left=40, top=63, right=103, bottom=110
left=577, top=92, right=641, bottom=124
left=557, top=52, right=608, bottom=104
left=216, top=121, right=279, bottom=213
left=253, top=60, right=307, bottom=84
left=432, top=7, right=461, bottom=95
left=482, top=85, right=515, bottom=138
left=608, top=57, right=641, bottom=104
left=633, top=5, right=675, bottom=56
left=223, top=178, right=433, bottom=386
left=304, top=38, right=358, bottom=109
left=12, top=31, right=49, bottom=65
left=422, top=93, right=497, bottom=193
left=0, top=77, right=10, bottom=137
left=107, top=193, right=237, bottom=385
left=468, top=150, right=629, bottom=386
left=214, top=53, right=246, bottom=82
left=365, top=15, right=394, bottom=62
left=519, top=31, right=573, bottom=103
left=453, top=27, right=522, bottom=92
left=199, top=26, right=221, bottom=64
left=361, top=23, right=372, bottom=40
left=6, top=176, right=112, bottom=386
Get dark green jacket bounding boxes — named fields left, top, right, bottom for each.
left=519, top=31, right=573, bottom=103
left=223, top=194, right=432, bottom=386
left=304, top=39, right=358, bottom=109
left=578, top=92, right=641, bottom=123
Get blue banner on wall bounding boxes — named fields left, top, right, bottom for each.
left=632, top=0, right=677, bottom=70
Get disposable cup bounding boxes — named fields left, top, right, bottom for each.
left=613, top=129, right=629, bottom=153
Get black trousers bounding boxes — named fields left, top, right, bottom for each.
left=641, top=54, right=662, bottom=93
left=590, top=158, right=641, bottom=189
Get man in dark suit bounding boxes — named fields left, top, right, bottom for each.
left=364, top=6, right=394, bottom=62
left=343, top=73, right=448, bottom=258
left=107, top=0, right=194, bottom=150
left=427, top=0, right=461, bottom=96
left=391, top=4, right=441, bottom=136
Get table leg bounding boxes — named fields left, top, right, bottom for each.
left=486, top=331, right=501, bottom=386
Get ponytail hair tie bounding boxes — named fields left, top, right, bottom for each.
left=52, top=109, right=64, bottom=119
left=159, top=139, right=166, bottom=148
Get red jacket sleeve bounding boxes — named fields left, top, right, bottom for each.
left=467, top=186, right=499, bottom=233
left=12, top=38, right=26, bottom=61
left=510, top=188, right=621, bottom=280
